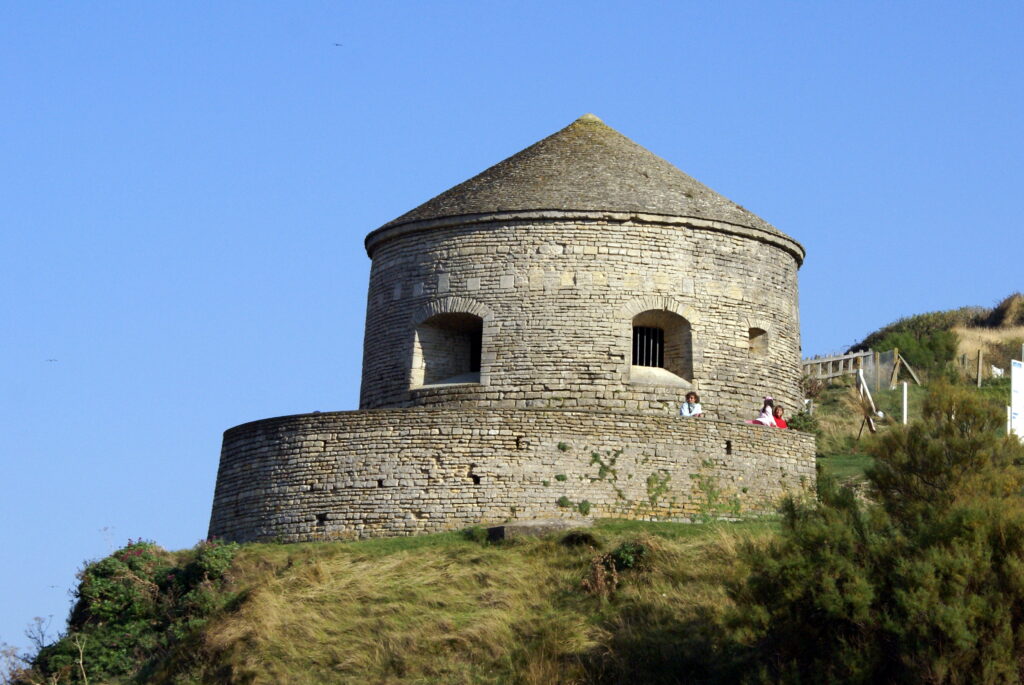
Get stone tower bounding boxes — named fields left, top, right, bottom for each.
left=208, top=115, right=814, bottom=543
left=360, top=114, right=804, bottom=419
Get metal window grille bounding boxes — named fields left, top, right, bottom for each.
left=469, top=329, right=482, bottom=373
left=632, top=326, right=665, bottom=367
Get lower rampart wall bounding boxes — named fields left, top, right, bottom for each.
left=208, top=408, right=815, bottom=542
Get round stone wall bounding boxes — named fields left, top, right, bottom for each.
left=208, top=408, right=815, bottom=543
left=360, top=211, right=804, bottom=421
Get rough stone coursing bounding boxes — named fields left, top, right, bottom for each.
left=208, top=408, right=815, bottom=543
left=207, top=115, right=814, bottom=543
left=360, top=213, right=803, bottom=420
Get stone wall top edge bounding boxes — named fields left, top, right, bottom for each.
left=362, top=209, right=806, bottom=265
left=223, top=407, right=816, bottom=445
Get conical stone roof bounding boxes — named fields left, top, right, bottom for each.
left=377, top=114, right=781, bottom=236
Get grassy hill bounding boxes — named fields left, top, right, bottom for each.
left=850, top=292, right=1024, bottom=378
left=810, top=373, right=1010, bottom=486
left=10, top=296, right=1024, bottom=684
left=13, top=380, right=1019, bottom=683
left=812, top=292, right=1022, bottom=484
left=13, top=521, right=780, bottom=684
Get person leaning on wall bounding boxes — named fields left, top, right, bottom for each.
left=679, top=391, right=703, bottom=417
left=772, top=403, right=788, bottom=429
left=747, top=396, right=776, bottom=426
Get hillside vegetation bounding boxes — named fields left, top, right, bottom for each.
left=8, top=298, right=1024, bottom=684
left=851, top=292, right=1024, bottom=376
left=10, top=521, right=782, bottom=684
left=11, top=381, right=1022, bottom=684
left=812, top=292, right=1022, bottom=484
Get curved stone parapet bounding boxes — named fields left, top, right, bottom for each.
left=208, top=408, right=815, bottom=543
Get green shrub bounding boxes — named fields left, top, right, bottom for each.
left=32, top=539, right=239, bottom=683
left=786, top=410, right=819, bottom=435
left=852, top=309, right=969, bottom=376
left=554, top=474, right=568, bottom=482
left=577, top=500, right=592, bottom=516
left=556, top=496, right=572, bottom=508
left=855, top=307, right=981, bottom=350
left=609, top=541, right=647, bottom=571
left=727, top=383, right=1024, bottom=682
left=872, top=328, right=958, bottom=374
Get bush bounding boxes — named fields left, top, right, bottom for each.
left=872, top=328, right=959, bottom=373
left=851, top=308, right=974, bottom=376
left=32, top=539, right=239, bottom=683
left=727, top=384, right=1024, bottom=682
left=800, top=375, right=827, bottom=400
left=786, top=410, right=819, bottom=435
left=609, top=541, right=648, bottom=571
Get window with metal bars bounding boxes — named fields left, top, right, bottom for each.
left=632, top=326, right=665, bottom=367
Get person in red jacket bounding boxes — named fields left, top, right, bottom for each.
left=773, top=404, right=788, bottom=429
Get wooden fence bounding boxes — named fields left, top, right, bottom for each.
left=801, top=350, right=873, bottom=381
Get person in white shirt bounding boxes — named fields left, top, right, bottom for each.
left=679, top=391, right=703, bottom=418
left=751, top=396, right=777, bottom=426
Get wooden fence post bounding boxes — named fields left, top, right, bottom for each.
left=874, top=350, right=880, bottom=392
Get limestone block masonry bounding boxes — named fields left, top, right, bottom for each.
left=207, top=114, right=815, bottom=542
left=360, top=212, right=804, bottom=419
left=208, top=409, right=815, bottom=542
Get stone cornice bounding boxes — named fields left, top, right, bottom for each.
left=364, top=210, right=805, bottom=265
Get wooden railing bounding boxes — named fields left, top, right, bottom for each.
left=801, top=350, right=873, bottom=380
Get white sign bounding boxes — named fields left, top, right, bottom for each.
left=1012, top=360, right=1024, bottom=438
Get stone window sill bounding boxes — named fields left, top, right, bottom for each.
left=412, top=372, right=481, bottom=390
left=627, top=365, right=693, bottom=389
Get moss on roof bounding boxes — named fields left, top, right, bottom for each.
left=379, top=114, right=782, bottom=235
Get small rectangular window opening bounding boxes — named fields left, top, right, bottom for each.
left=749, top=328, right=768, bottom=357
left=632, top=326, right=665, bottom=367
left=725, top=440, right=733, bottom=455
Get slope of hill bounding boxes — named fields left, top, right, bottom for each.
left=12, top=298, right=1024, bottom=684
left=10, top=521, right=778, bottom=685
left=849, top=292, right=1024, bottom=376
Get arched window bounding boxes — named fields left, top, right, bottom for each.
left=630, top=310, right=692, bottom=386
left=411, top=313, right=483, bottom=387
left=749, top=327, right=768, bottom=357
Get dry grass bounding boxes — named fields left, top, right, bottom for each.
left=953, top=325, right=1024, bottom=354
left=953, top=325, right=1024, bottom=378
left=811, top=379, right=930, bottom=483
left=156, top=522, right=776, bottom=684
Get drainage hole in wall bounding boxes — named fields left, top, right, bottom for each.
left=315, top=513, right=328, bottom=526
left=377, top=479, right=384, bottom=488
left=470, top=474, right=482, bottom=485
left=725, top=440, right=733, bottom=455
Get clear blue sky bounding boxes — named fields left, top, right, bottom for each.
left=2, top=1, right=1021, bottom=652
